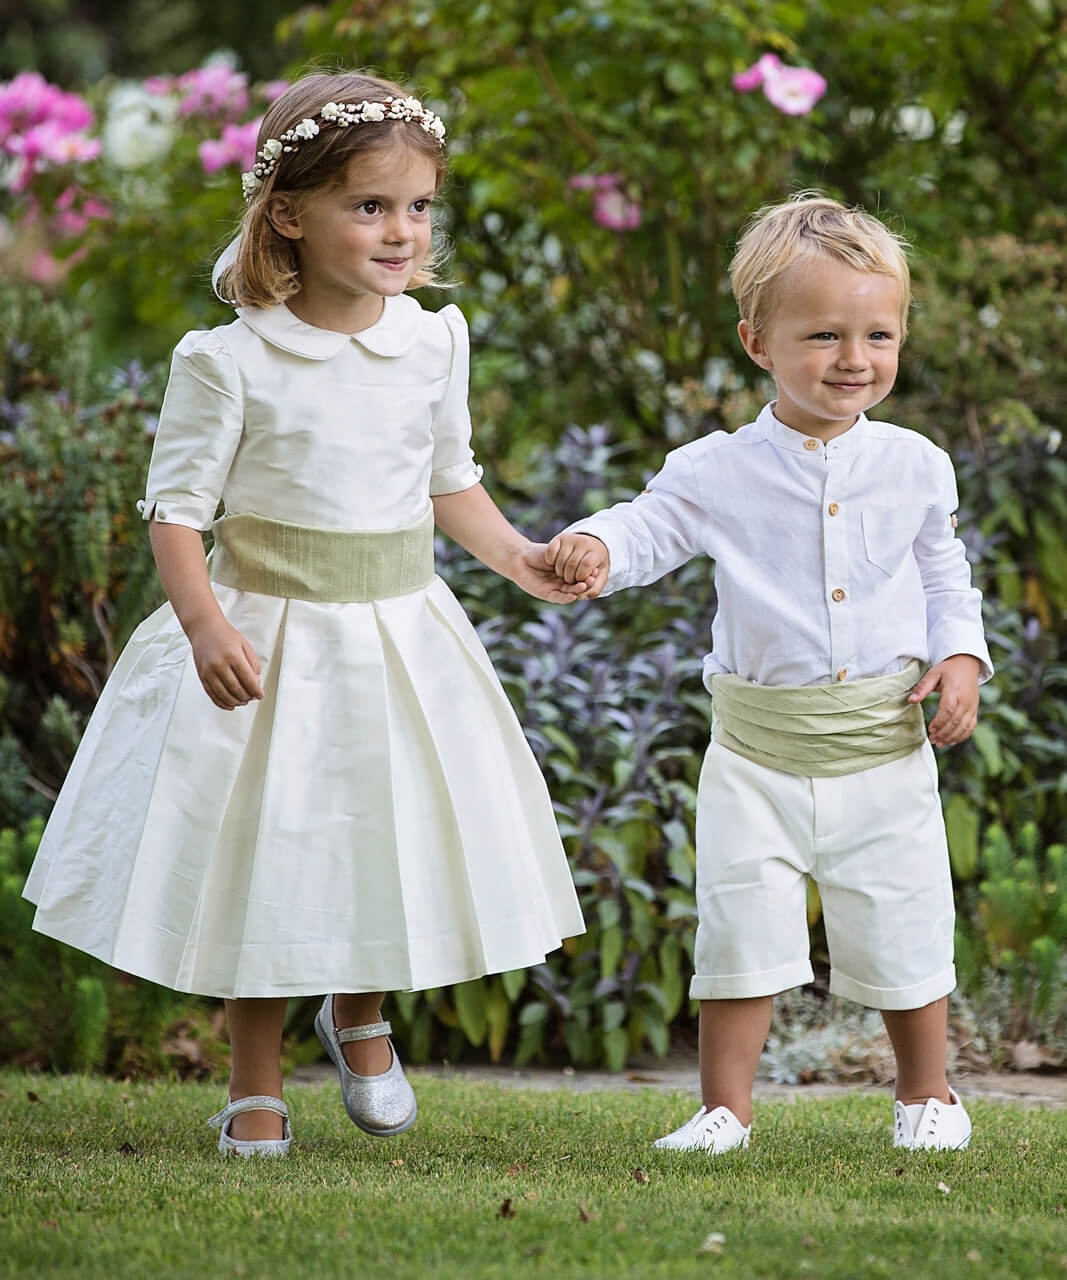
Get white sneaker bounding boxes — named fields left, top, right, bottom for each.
left=653, top=1105, right=751, bottom=1154
left=893, top=1087, right=972, bottom=1150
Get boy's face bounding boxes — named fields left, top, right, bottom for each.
left=738, top=257, right=902, bottom=438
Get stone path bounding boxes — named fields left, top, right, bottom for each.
left=292, top=1053, right=1067, bottom=1109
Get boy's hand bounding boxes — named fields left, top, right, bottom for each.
left=908, top=654, right=981, bottom=747
left=509, top=542, right=599, bottom=604
left=545, top=532, right=610, bottom=598
left=187, top=616, right=264, bottom=710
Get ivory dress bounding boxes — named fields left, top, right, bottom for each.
left=24, top=295, right=585, bottom=998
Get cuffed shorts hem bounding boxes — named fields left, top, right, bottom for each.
left=829, top=965, right=956, bottom=1012
left=689, top=959, right=814, bottom=1001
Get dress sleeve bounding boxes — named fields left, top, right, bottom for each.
left=915, top=449, right=994, bottom=681
left=137, top=330, right=244, bottom=531
left=563, top=445, right=710, bottom=595
left=428, top=304, right=484, bottom=496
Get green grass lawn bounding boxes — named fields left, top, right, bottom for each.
left=1, top=1071, right=1065, bottom=1280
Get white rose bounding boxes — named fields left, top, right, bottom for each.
left=362, top=102, right=386, bottom=122
left=293, top=118, right=319, bottom=140
left=103, top=81, right=178, bottom=169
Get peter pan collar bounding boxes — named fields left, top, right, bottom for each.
left=236, top=293, right=424, bottom=360
left=756, top=402, right=870, bottom=456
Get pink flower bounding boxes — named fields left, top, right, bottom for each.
left=592, top=186, right=642, bottom=231
left=27, top=249, right=62, bottom=285
left=0, top=71, right=93, bottom=148
left=7, top=121, right=100, bottom=190
left=763, top=66, right=827, bottom=116
left=569, top=172, right=623, bottom=191
left=143, top=75, right=176, bottom=95
left=176, top=65, right=250, bottom=119
left=199, top=118, right=262, bottom=174
left=731, top=54, right=826, bottom=115
left=51, top=184, right=110, bottom=237
left=259, top=80, right=289, bottom=103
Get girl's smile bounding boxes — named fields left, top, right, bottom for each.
left=270, top=145, right=439, bottom=333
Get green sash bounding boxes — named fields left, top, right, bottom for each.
left=210, top=506, right=435, bottom=602
left=709, top=661, right=927, bottom=777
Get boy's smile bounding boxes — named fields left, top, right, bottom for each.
left=738, top=256, right=902, bottom=442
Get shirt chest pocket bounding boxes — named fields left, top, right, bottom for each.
left=861, top=505, right=931, bottom=576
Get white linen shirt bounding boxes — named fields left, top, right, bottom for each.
left=567, top=404, right=992, bottom=690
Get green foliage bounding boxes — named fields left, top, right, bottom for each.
left=0, top=820, right=220, bottom=1075
left=0, top=280, right=164, bottom=828
left=956, top=820, right=1067, bottom=1039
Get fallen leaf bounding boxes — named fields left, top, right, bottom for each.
left=578, top=1204, right=595, bottom=1223
left=966, top=1250, right=982, bottom=1263
left=801, top=1236, right=817, bottom=1248
left=632, top=1168, right=650, bottom=1184
left=697, top=1232, right=726, bottom=1256
left=893, top=1167, right=905, bottom=1177
left=390, top=1158, right=404, bottom=1167
left=26, top=1091, right=39, bottom=1103
left=627, top=1073, right=660, bottom=1083
left=498, top=1198, right=516, bottom=1219
left=522, top=1191, right=539, bottom=1202
left=507, top=1162, right=526, bottom=1176
left=938, top=1181, right=951, bottom=1195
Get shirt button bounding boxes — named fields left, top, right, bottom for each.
left=828, top=501, right=839, bottom=516
left=836, top=668, right=848, bottom=682
left=803, top=438, right=820, bottom=451
left=831, top=587, right=846, bottom=603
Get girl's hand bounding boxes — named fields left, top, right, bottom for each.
left=187, top=617, right=264, bottom=710
left=545, top=532, right=610, bottom=598
left=908, top=654, right=981, bottom=747
left=508, top=542, right=600, bottom=604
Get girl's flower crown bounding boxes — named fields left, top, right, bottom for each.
left=240, top=96, right=447, bottom=201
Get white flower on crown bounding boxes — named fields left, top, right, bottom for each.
left=237, top=94, right=446, bottom=202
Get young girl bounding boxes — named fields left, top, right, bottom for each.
left=546, top=194, right=991, bottom=1155
left=23, top=70, right=587, bottom=1156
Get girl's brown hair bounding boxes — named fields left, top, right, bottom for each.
left=217, top=71, right=449, bottom=309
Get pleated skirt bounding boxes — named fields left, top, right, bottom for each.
left=23, top=577, right=585, bottom=998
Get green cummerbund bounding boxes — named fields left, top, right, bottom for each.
left=209, top=506, right=435, bottom=602
left=709, top=661, right=927, bottom=778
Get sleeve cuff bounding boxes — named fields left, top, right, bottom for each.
left=429, top=460, right=483, bottom=496
left=929, top=632, right=994, bottom=684
left=563, top=515, right=630, bottom=595
left=137, top=496, right=216, bottom=532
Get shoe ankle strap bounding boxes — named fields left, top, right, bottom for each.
left=207, top=1094, right=288, bottom=1128
left=335, top=1019, right=392, bottom=1044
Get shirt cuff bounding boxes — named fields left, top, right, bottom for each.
left=137, top=496, right=216, bottom=532
left=429, top=460, right=483, bottom=496
left=928, top=630, right=994, bottom=683
left=562, top=515, right=630, bottom=595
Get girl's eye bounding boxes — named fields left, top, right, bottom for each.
left=869, top=331, right=893, bottom=341
left=411, top=199, right=432, bottom=214
left=356, top=201, right=381, bottom=215
left=810, top=332, right=836, bottom=341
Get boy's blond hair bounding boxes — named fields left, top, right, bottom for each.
left=729, top=192, right=912, bottom=339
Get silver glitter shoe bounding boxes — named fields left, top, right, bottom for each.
left=314, top=994, right=417, bottom=1137
left=207, top=1094, right=291, bottom=1157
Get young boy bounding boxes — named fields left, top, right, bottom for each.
left=547, top=193, right=991, bottom=1154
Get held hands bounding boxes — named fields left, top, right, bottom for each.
left=507, top=539, right=604, bottom=605
left=544, top=532, right=611, bottom=600
left=908, top=654, right=981, bottom=747
left=188, top=616, right=264, bottom=711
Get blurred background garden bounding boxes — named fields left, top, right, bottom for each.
left=1, top=0, right=1065, bottom=1083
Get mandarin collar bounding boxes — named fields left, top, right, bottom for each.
left=756, top=402, right=870, bottom=457
left=235, top=293, right=424, bottom=360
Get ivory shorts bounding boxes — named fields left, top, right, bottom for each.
left=689, top=740, right=955, bottom=1011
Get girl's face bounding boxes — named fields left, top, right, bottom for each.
left=273, top=144, right=438, bottom=312
left=738, top=256, right=903, bottom=438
